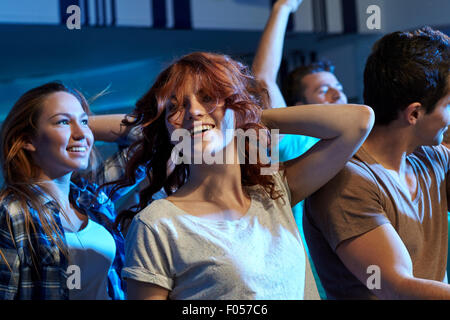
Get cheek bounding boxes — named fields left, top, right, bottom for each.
left=37, top=132, right=66, bottom=150
left=220, top=109, right=236, bottom=130
left=165, top=121, right=177, bottom=138
left=86, top=130, right=94, bottom=147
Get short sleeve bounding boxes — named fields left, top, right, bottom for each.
left=122, top=213, right=173, bottom=291
left=305, top=162, right=390, bottom=251
left=272, top=170, right=292, bottom=205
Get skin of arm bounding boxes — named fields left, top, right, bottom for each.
left=88, top=114, right=131, bottom=142
left=261, top=104, right=375, bottom=205
left=336, top=223, right=450, bottom=299
left=126, top=279, right=170, bottom=300
left=252, top=0, right=303, bottom=109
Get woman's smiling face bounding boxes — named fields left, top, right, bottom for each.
left=27, top=91, right=94, bottom=178
left=165, top=82, right=236, bottom=162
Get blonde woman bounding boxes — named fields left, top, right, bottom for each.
left=0, top=82, right=143, bottom=299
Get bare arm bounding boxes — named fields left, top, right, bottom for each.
left=252, top=0, right=303, bottom=108
left=336, top=223, right=450, bottom=299
left=261, top=104, right=374, bottom=205
left=89, top=114, right=131, bottom=142
left=126, top=279, right=170, bottom=300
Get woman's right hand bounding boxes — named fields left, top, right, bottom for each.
left=276, top=0, right=303, bottom=12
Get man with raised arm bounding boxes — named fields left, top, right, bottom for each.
left=252, top=0, right=348, bottom=186
left=252, top=0, right=347, bottom=299
left=304, top=27, right=450, bottom=299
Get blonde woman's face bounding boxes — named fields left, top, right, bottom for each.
left=26, top=91, right=94, bottom=178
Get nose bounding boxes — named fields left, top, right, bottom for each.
left=328, top=87, right=346, bottom=104
left=185, top=96, right=207, bottom=121
left=71, top=121, right=87, bottom=140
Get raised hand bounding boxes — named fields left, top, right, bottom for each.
left=276, top=0, right=303, bottom=12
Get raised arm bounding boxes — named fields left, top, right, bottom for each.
left=261, top=104, right=374, bottom=205
left=252, top=0, right=303, bottom=108
left=336, top=223, right=450, bottom=299
left=89, top=114, right=131, bottom=142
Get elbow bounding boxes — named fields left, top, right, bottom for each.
left=356, top=105, right=375, bottom=135
left=254, top=77, right=274, bottom=91
left=375, top=273, right=416, bottom=300
left=346, top=105, right=374, bottom=141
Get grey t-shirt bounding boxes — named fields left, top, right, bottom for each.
left=304, top=145, right=450, bottom=299
left=122, top=171, right=315, bottom=299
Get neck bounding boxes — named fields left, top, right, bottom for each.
left=176, top=147, right=248, bottom=205
left=35, top=171, right=73, bottom=208
left=363, top=124, right=417, bottom=172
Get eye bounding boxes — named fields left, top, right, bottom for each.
left=202, top=95, right=213, bottom=103
left=56, top=119, right=70, bottom=125
left=167, top=102, right=178, bottom=112
left=81, top=118, right=89, bottom=126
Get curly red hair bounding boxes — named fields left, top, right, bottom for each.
left=110, top=52, right=283, bottom=230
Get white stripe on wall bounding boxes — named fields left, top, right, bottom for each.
left=0, top=0, right=59, bottom=24
left=325, top=0, right=343, bottom=33
left=88, top=0, right=96, bottom=26
left=115, top=0, right=152, bottom=27
left=293, top=0, right=314, bottom=32
left=166, top=0, right=174, bottom=29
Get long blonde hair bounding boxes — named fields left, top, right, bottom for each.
left=0, top=82, right=98, bottom=271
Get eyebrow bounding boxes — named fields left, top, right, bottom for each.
left=48, top=112, right=88, bottom=120
left=313, top=83, right=343, bottom=93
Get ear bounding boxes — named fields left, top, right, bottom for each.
left=403, top=102, right=423, bottom=125
left=22, top=141, right=36, bottom=152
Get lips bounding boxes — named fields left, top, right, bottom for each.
left=66, top=146, right=88, bottom=152
left=189, top=124, right=215, bottom=136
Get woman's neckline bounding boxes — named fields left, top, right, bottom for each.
left=161, top=193, right=255, bottom=224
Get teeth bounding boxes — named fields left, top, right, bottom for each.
left=190, top=125, right=214, bottom=135
left=67, top=147, right=87, bottom=152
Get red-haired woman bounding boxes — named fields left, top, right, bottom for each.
left=113, top=52, right=374, bottom=299
left=0, top=82, right=143, bottom=299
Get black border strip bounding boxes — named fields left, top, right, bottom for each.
left=152, top=0, right=167, bottom=28
left=83, top=0, right=90, bottom=26
left=342, top=0, right=357, bottom=33
left=101, top=0, right=106, bottom=26
left=110, top=0, right=116, bottom=26
left=173, top=0, right=191, bottom=29
left=95, top=0, right=100, bottom=26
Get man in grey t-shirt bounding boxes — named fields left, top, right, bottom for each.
left=304, top=27, right=450, bottom=299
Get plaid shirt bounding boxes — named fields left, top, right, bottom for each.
left=0, top=147, right=145, bottom=300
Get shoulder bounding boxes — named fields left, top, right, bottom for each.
left=412, top=145, right=449, bottom=170
left=132, top=199, right=178, bottom=228
left=0, top=193, right=33, bottom=244
left=309, top=155, right=381, bottom=204
left=125, top=200, right=181, bottom=245
left=0, top=193, right=28, bottom=221
left=326, top=156, right=378, bottom=187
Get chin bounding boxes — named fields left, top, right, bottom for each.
left=71, top=161, right=90, bottom=171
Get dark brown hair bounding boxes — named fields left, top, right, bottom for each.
left=364, top=26, right=450, bottom=125
left=285, top=61, right=335, bottom=105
